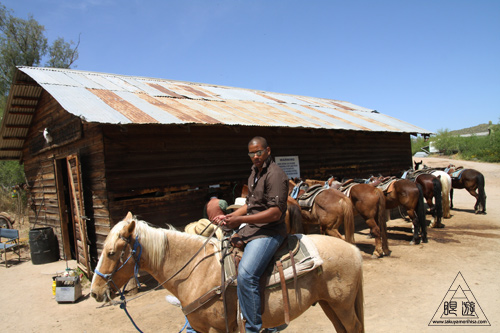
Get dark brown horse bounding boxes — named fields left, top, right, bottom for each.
left=446, top=165, right=486, bottom=214
left=370, top=177, right=427, bottom=245
left=414, top=160, right=452, bottom=219
left=404, top=169, right=444, bottom=228
left=289, top=180, right=355, bottom=243
left=305, top=179, right=389, bottom=258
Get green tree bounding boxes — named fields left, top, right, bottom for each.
left=0, top=3, right=80, bottom=209
left=0, top=4, right=79, bottom=98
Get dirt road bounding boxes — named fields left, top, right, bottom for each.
left=1, top=156, right=498, bottom=332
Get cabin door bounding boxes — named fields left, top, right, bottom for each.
left=55, top=154, right=91, bottom=276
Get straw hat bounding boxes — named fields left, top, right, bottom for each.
left=184, top=219, right=224, bottom=239
left=227, top=197, right=246, bottom=210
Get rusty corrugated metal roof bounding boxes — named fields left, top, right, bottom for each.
left=0, top=66, right=432, bottom=160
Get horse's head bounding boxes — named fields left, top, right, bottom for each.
left=91, top=212, right=140, bottom=303
left=414, top=160, right=423, bottom=170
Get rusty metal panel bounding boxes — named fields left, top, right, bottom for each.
left=51, top=85, right=131, bottom=123
left=90, top=89, right=158, bottom=124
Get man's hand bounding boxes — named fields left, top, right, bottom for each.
left=212, top=214, right=227, bottom=225
left=222, top=215, right=243, bottom=229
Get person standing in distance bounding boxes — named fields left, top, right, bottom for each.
left=213, top=136, right=289, bottom=332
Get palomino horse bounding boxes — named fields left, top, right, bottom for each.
left=90, top=212, right=365, bottom=332
left=370, top=177, right=427, bottom=245
left=289, top=180, right=355, bottom=243
left=304, top=179, right=389, bottom=258
left=414, top=160, right=452, bottom=218
left=446, top=165, right=486, bottom=214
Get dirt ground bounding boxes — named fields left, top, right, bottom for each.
left=1, top=156, right=498, bottom=332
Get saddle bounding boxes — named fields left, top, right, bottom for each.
left=230, top=234, right=322, bottom=325
left=297, top=185, right=326, bottom=209
left=181, top=234, right=323, bottom=327
left=224, top=234, right=310, bottom=286
left=337, top=179, right=360, bottom=195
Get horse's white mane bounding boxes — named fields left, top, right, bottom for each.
left=106, top=216, right=208, bottom=270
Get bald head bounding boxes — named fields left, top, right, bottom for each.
left=248, top=136, right=268, bottom=149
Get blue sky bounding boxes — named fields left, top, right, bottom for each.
left=3, top=0, right=499, bottom=133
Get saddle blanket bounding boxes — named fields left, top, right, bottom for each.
left=449, top=168, right=466, bottom=179
left=376, top=178, right=397, bottom=193
left=221, top=234, right=323, bottom=288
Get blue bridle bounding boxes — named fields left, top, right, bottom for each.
left=95, top=234, right=142, bottom=288
left=95, top=234, right=143, bottom=332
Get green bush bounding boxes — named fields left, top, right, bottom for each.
left=413, top=122, right=500, bottom=163
left=0, top=160, right=27, bottom=215
left=411, top=136, right=428, bottom=155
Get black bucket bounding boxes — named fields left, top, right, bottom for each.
left=29, top=227, right=60, bottom=265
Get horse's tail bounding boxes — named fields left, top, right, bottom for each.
left=432, top=177, right=443, bottom=220
left=342, top=196, right=355, bottom=244
left=477, top=172, right=486, bottom=212
left=375, top=188, right=388, bottom=248
left=440, top=174, right=451, bottom=218
left=287, top=202, right=304, bottom=234
left=416, top=183, right=427, bottom=237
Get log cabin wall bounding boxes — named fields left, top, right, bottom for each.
left=103, top=124, right=412, bottom=229
left=22, top=90, right=108, bottom=270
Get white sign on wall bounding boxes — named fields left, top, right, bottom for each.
left=275, top=156, right=300, bottom=179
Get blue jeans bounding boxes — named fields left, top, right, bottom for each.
left=237, top=234, right=284, bottom=333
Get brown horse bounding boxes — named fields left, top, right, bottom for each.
left=305, top=179, right=389, bottom=258
left=289, top=180, right=355, bottom=243
left=91, top=212, right=365, bottom=332
left=404, top=169, right=444, bottom=228
left=446, top=165, right=486, bottom=214
left=286, top=196, right=304, bottom=234
left=414, top=160, right=452, bottom=219
left=370, top=178, right=427, bottom=245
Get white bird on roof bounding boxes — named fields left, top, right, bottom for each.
left=43, top=128, right=52, bottom=144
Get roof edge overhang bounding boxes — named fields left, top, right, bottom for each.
left=0, top=66, right=434, bottom=161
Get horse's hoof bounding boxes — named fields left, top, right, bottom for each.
left=384, top=250, right=392, bottom=256
left=432, top=223, right=445, bottom=228
left=422, top=238, right=428, bottom=243
left=371, top=253, right=381, bottom=259
left=410, top=240, right=417, bottom=245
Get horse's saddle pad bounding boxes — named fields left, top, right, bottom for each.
left=223, top=234, right=323, bottom=288
left=339, top=182, right=357, bottom=196
left=376, top=178, right=398, bottom=193
left=450, top=168, right=466, bottom=179
left=297, top=185, right=326, bottom=209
